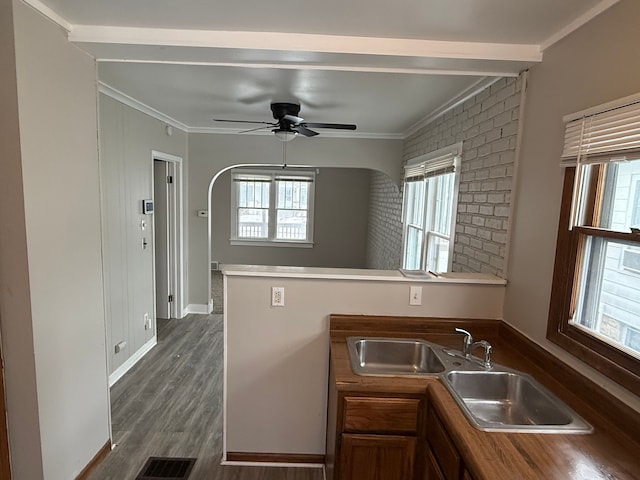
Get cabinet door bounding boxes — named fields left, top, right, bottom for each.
left=426, top=408, right=461, bottom=480
left=424, top=446, right=445, bottom=480
left=340, top=434, right=415, bottom=480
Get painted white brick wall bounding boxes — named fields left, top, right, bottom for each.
left=366, top=171, right=403, bottom=270
left=404, top=76, right=522, bottom=276
left=366, top=75, right=522, bottom=276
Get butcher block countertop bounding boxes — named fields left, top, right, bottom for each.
left=329, top=314, right=640, bottom=480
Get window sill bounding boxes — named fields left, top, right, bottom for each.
left=230, top=239, right=314, bottom=249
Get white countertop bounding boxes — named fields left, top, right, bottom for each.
left=221, top=264, right=507, bottom=285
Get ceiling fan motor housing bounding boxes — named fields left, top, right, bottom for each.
left=271, top=102, right=301, bottom=121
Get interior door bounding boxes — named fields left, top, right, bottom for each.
left=154, top=160, right=170, bottom=319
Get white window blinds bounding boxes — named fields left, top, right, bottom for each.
left=405, top=142, right=462, bottom=181
left=561, top=94, right=640, bottom=166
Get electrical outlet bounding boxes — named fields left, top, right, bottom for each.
left=144, top=313, right=150, bottom=330
left=409, top=286, right=422, bottom=306
left=271, top=287, right=285, bottom=307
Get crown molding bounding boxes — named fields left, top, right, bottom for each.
left=540, top=0, right=620, bottom=51
left=403, top=77, right=499, bottom=139
left=98, top=83, right=401, bottom=139
left=20, top=0, right=73, bottom=31
left=98, top=82, right=189, bottom=131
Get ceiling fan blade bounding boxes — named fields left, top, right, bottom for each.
left=282, top=114, right=304, bottom=124
left=303, top=122, right=357, bottom=130
left=213, top=119, right=276, bottom=126
left=293, top=125, right=319, bottom=137
left=238, top=125, right=274, bottom=134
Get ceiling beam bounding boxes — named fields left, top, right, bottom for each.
left=96, top=58, right=522, bottom=78
left=69, top=27, right=542, bottom=63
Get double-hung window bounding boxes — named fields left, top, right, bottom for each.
left=549, top=95, right=640, bottom=394
left=231, top=169, right=315, bottom=246
left=401, top=143, right=461, bottom=273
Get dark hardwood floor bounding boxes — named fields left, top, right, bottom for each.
left=89, top=314, right=324, bottom=480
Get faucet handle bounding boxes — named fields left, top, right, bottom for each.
left=472, top=340, right=493, bottom=368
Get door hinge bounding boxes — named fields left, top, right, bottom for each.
left=167, top=175, right=173, bottom=184
left=168, top=294, right=174, bottom=303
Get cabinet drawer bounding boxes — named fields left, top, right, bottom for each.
left=343, top=397, right=420, bottom=434
left=426, top=407, right=461, bottom=480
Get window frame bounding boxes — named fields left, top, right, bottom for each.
left=230, top=169, right=315, bottom=248
left=548, top=166, right=640, bottom=395
left=401, top=143, right=461, bottom=273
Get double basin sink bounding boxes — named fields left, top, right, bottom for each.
left=346, top=336, right=592, bottom=434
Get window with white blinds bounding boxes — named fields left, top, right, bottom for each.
left=561, top=94, right=640, bottom=228
left=401, top=143, right=461, bottom=273
left=561, top=94, right=640, bottom=166
left=548, top=93, right=640, bottom=392
left=404, top=147, right=461, bottom=181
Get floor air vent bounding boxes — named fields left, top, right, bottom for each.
left=136, top=457, right=196, bottom=480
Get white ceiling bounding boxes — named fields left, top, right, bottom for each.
left=29, top=0, right=618, bottom=137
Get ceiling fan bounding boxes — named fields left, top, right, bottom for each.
left=214, top=102, right=357, bottom=141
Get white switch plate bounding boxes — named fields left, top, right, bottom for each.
left=271, top=287, right=285, bottom=307
left=409, top=286, right=422, bottom=306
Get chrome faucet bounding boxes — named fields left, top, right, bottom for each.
left=454, top=328, right=474, bottom=357
left=454, top=328, right=492, bottom=368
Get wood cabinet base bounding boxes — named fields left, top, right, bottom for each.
left=340, top=434, right=416, bottom=480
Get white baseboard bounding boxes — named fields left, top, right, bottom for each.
left=109, top=336, right=157, bottom=387
left=185, top=303, right=213, bottom=314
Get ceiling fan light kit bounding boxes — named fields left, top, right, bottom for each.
left=214, top=102, right=356, bottom=141
left=274, top=129, right=298, bottom=142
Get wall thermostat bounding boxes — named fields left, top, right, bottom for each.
left=142, top=199, right=154, bottom=214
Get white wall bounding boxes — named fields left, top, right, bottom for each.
left=225, top=271, right=504, bottom=455
left=99, top=93, right=188, bottom=375
left=505, top=0, right=640, bottom=411
left=188, top=133, right=403, bottom=305
left=0, top=0, right=43, bottom=477
left=211, top=167, right=372, bottom=268
left=0, top=2, right=110, bottom=478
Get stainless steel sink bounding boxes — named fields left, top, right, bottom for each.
left=347, top=337, right=445, bottom=376
left=442, top=370, right=592, bottom=433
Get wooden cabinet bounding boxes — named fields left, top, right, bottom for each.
left=424, top=444, right=445, bottom=480
left=325, top=365, right=422, bottom=480
left=343, top=397, right=420, bottom=434
left=340, top=434, right=416, bottom=480
left=423, top=403, right=473, bottom=480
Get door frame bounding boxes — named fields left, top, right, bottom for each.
left=153, top=160, right=171, bottom=320
left=151, top=151, right=184, bottom=319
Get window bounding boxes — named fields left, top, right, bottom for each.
left=231, top=169, right=315, bottom=246
left=549, top=95, right=640, bottom=394
left=401, top=143, right=461, bottom=273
